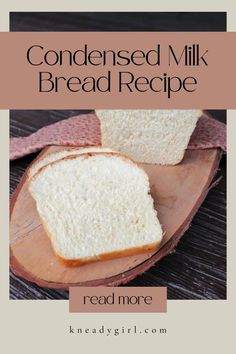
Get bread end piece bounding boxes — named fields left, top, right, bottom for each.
left=97, top=109, right=202, bottom=165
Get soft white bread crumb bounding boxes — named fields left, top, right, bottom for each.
left=96, top=110, right=201, bottom=165
left=29, top=152, right=163, bottom=263
left=28, top=146, right=115, bottom=179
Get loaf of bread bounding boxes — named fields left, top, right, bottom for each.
left=96, top=109, right=202, bottom=165
left=28, top=150, right=163, bottom=265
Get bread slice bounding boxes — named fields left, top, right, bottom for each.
left=96, top=109, right=202, bottom=165
left=28, top=146, right=115, bottom=179
left=29, top=152, right=163, bottom=265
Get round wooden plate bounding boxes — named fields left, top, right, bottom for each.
left=10, top=147, right=222, bottom=288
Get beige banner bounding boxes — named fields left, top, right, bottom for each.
left=69, top=287, right=167, bottom=313
left=0, top=32, right=235, bottom=108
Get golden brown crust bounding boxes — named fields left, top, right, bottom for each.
left=29, top=150, right=143, bottom=184
left=56, top=242, right=161, bottom=267
left=27, top=145, right=105, bottom=180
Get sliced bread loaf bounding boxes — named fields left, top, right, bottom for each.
left=96, top=109, right=202, bottom=165
left=29, top=152, right=163, bottom=265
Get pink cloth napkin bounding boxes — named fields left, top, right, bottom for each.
left=10, top=113, right=101, bottom=160
left=10, top=112, right=226, bottom=161
left=188, top=115, right=226, bottom=152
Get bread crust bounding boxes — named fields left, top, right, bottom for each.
left=29, top=150, right=160, bottom=266
left=30, top=150, right=143, bottom=184
left=27, top=145, right=110, bottom=180
left=56, top=242, right=162, bottom=267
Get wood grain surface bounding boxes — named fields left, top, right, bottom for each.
left=10, top=110, right=226, bottom=299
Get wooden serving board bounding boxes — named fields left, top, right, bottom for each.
left=10, top=147, right=222, bottom=289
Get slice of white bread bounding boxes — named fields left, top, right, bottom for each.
left=96, top=109, right=202, bottom=165
left=29, top=152, right=163, bottom=265
left=28, top=146, right=115, bottom=179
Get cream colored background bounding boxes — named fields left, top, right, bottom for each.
left=0, top=1, right=235, bottom=353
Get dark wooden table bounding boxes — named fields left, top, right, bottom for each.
left=10, top=110, right=226, bottom=300
left=10, top=12, right=226, bottom=32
